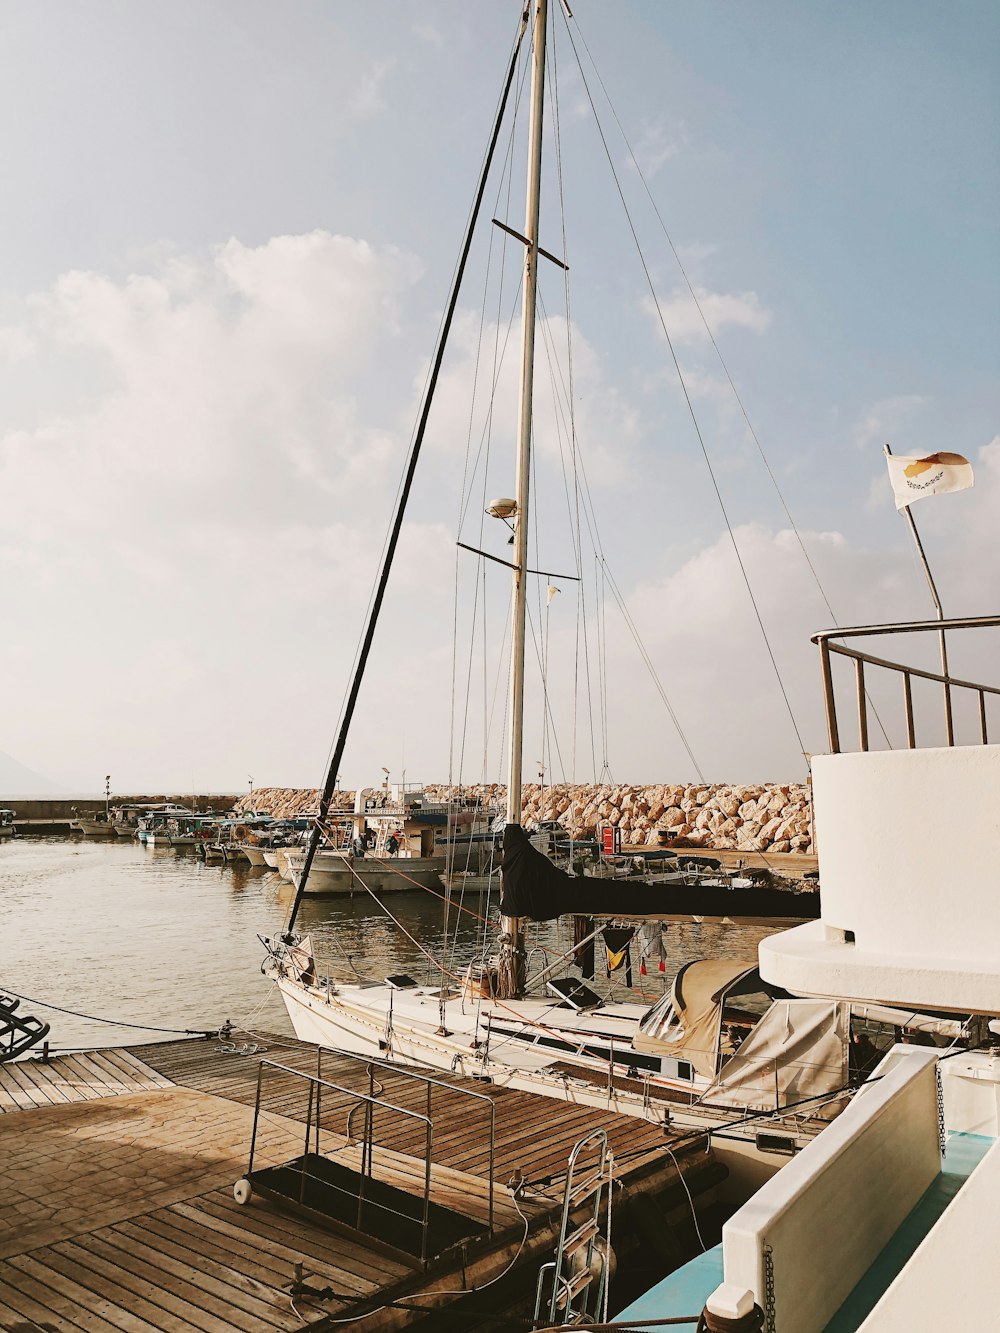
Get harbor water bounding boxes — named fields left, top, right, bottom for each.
left=3, top=835, right=774, bottom=1052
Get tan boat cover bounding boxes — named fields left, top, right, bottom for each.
left=702, top=998, right=849, bottom=1111
left=632, top=959, right=757, bottom=1078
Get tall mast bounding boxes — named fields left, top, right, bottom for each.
left=499, top=0, right=548, bottom=999
left=506, top=0, right=548, bottom=821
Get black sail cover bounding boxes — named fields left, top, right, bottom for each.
left=498, top=824, right=820, bottom=923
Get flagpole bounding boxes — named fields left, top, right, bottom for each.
left=884, top=443, right=953, bottom=744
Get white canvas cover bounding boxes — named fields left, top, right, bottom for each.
left=632, top=959, right=757, bottom=1078
left=702, top=998, right=850, bottom=1111
left=287, top=934, right=317, bottom=984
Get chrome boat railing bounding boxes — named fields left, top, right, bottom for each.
left=812, top=615, right=1000, bottom=753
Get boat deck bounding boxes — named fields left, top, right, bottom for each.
left=613, top=1131, right=995, bottom=1333
left=0, top=1032, right=707, bottom=1331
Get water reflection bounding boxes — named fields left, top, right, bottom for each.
left=3, top=837, right=774, bottom=1051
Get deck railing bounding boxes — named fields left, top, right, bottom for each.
left=317, top=1045, right=497, bottom=1236
left=813, top=615, right=1000, bottom=754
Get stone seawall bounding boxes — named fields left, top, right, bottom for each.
left=247, top=782, right=814, bottom=855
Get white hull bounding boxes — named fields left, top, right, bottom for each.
left=262, top=850, right=283, bottom=870
left=240, top=845, right=270, bottom=866
left=273, top=971, right=824, bottom=1148
left=75, top=820, right=117, bottom=837
left=286, top=850, right=446, bottom=894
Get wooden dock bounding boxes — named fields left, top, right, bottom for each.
left=0, top=1034, right=724, bottom=1331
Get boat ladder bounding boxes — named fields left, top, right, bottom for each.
left=533, top=1127, right=613, bottom=1326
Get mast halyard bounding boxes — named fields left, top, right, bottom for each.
left=498, top=0, right=548, bottom=1000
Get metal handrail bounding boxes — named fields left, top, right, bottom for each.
left=317, top=1046, right=496, bottom=1235
left=247, top=1059, right=435, bottom=1264
left=812, top=615, right=1000, bottom=753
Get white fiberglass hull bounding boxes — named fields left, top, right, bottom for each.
left=75, top=820, right=117, bottom=837
left=276, top=972, right=658, bottom=1113
left=272, top=964, right=833, bottom=1149
left=273, top=970, right=787, bottom=1142
left=286, top=850, right=446, bottom=894
left=241, top=845, right=270, bottom=866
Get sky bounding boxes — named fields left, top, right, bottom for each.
left=0, top=1, right=997, bottom=795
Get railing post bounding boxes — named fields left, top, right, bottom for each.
left=301, top=1077, right=314, bottom=1204
left=820, top=639, right=840, bottom=754
left=980, top=690, right=989, bottom=745
left=939, top=627, right=954, bottom=746
left=903, top=673, right=916, bottom=749
left=855, top=658, right=868, bottom=752
left=422, top=1120, right=433, bottom=1266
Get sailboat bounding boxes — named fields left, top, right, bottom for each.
left=261, top=0, right=882, bottom=1141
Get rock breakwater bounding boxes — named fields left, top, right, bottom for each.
left=247, top=781, right=813, bottom=854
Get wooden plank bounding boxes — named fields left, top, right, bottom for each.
left=68, top=1233, right=249, bottom=1333
left=198, top=1193, right=392, bottom=1282
left=2, top=1060, right=64, bottom=1108
left=0, top=1268, right=108, bottom=1333
left=0, top=1258, right=129, bottom=1333
left=10, top=1058, right=75, bottom=1105
left=85, top=1050, right=154, bottom=1091
left=111, top=1219, right=298, bottom=1330
left=43, top=1055, right=110, bottom=1102
left=0, top=1064, right=38, bottom=1111
left=98, top=1048, right=174, bottom=1090
left=0, top=1294, right=47, bottom=1333
left=65, top=1052, right=129, bottom=1094
left=5, top=1252, right=163, bottom=1333
left=55, top=1239, right=217, bottom=1333
left=171, top=1199, right=389, bottom=1291
left=139, top=1210, right=296, bottom=1285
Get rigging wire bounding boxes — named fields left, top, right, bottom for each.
left=535, top=285, right=705, bottom=780
left=283, top=7, right=532, bottom=937
left=565, top=14, right=894, bottom=756
left=558, top=7, right=809, bottom=770
left=549, top=27, right=598, bottom=783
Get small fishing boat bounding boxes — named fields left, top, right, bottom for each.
left=133, top=803, right=196, bottom=844
left=284, top=784, right=496, bottom=896
left=72, top=813, right=117, bottom=837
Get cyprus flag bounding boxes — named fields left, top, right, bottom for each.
left=885, top=452, right=974, bottom=510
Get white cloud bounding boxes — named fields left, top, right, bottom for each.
left=351, top=59, right=393, bottom=119
left=0, top=229, right=993, bottom=793
left=627, top=117, right=686, bottom=179
left=854, top=394, right=929, bottom=452
left=0, top=326, right=35, bottom=361
left=648, top=286, right=772, bottom=345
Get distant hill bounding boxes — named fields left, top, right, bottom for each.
left=0, top=749, right=57, bottom=797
